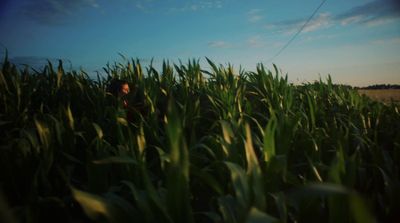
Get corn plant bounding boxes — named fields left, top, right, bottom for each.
left=0, top=54, right=399, bottom=223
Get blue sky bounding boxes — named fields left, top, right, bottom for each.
left=0, top=0, right=399, bottom=86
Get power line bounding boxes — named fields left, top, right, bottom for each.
left=266, top=0, right=328, bottom=63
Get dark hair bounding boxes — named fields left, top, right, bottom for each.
left=107, top=79, right=128, bottom=96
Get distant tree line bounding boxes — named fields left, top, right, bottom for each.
left=310, top=81, right=400, bottom=90
left=355, top=84, right=400, bottom=90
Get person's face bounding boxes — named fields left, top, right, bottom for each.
left=120, top=83, right=130, bottom=95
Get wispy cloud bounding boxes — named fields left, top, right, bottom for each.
left=303, top=13, right=332, bottom=32
left=247, top=9, right=264, bottom=23
left=208, top=41, right=231, bottom=48
left=267, top=12, right=333, bottom=34
left=266, top=0, right=400, bottom=33
left=21, top=0, right=98, bottom=25
left=335, top=0, right=400, bottom=26
left=20, top=0, right=226, bottom=24
left=208, top=36, right=284, bottom=49
left=129, top=0, right=224, bottom=14
left=131, top=0, right=158, bottom=13
left=134, top=2, right=147, bottom=11
left=301, top=34, right=338, bottom=42
left=371, top=37, right=400, bottom=45
left=168, top=0, right=224, bottom=13
left=246, top=35, right=266, bottom=48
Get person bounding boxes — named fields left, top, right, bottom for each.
left=107, top=79, right=132, bottom=121
left=107, top=79, right=130, bottom=108
left=107, top=79, right=147, bottom=122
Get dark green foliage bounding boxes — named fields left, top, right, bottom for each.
left=0, top=57, right=399, bottom=223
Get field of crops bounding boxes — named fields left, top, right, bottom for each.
left=358, top=89, right=400, bottom=104
left=1, top=56, right=399, bottom=223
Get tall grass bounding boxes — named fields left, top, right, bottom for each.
left=0, top=55, right=399, bottom=223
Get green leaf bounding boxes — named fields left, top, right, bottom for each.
left=72, top=188, right=112, bottom=221
left=65, top=105, right=74, bottom=129
left=289, top=183, right=349, bottom=199
left=92, top=122, right=103, bottom=139
left=92, top=156, right=138, bottom=165
left=224, top=162, right=250, bottom=209
left=72, top=188, right=136, bottom=223
left=165, top=98, right=194, bottom=223
left=218, top=195, right=239, bottom=223
left=246, top=207, right=279, bottom=223
left=349, top=194, right=375, bottom=223
left=57, top=60, right=63, bottom=88
left=264, top=112, right=277, bottom=162
left=244, top=123, right=266, bottom=210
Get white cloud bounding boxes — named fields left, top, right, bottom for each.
left=266, top=12, right=333, bottom=35
left=339, top=15, right=398, bottom=27
left=335, top=0, right=400, bottom=26
left=303, top=13, right=333, bottom=32
left=249, top=15, right=263, bottom=23
left=87, top=0, right=99, bottom=8
left=371, top=37, right=400, bottom=45
left=135, top=2, right=145, bottom=10
left=365, top=17, right=399, bottom=27
left=22, top=0, right=101, bottom=25
left=302, top=34, right=337, bottom=42
left=265, top=0, right=400, bottom=34
left=168, top=0, right=224, bottom=13
left=247, top=9, right=264, bottom=23
left=246, top=35, right=265, bottom=47
left=190, top=5, right=199, bottom=11
left=340, top=15, right=364, bottom=25
left=208, top=41, right=231, bottom=48
left=248, top=9, right=262, bottom=14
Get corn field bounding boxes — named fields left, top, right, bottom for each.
left=0, top=55, right=399, bottom=223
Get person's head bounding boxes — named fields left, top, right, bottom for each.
left=107, top=79, right=130, bottom=97
left=120, top=82, right=130, bottom=96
